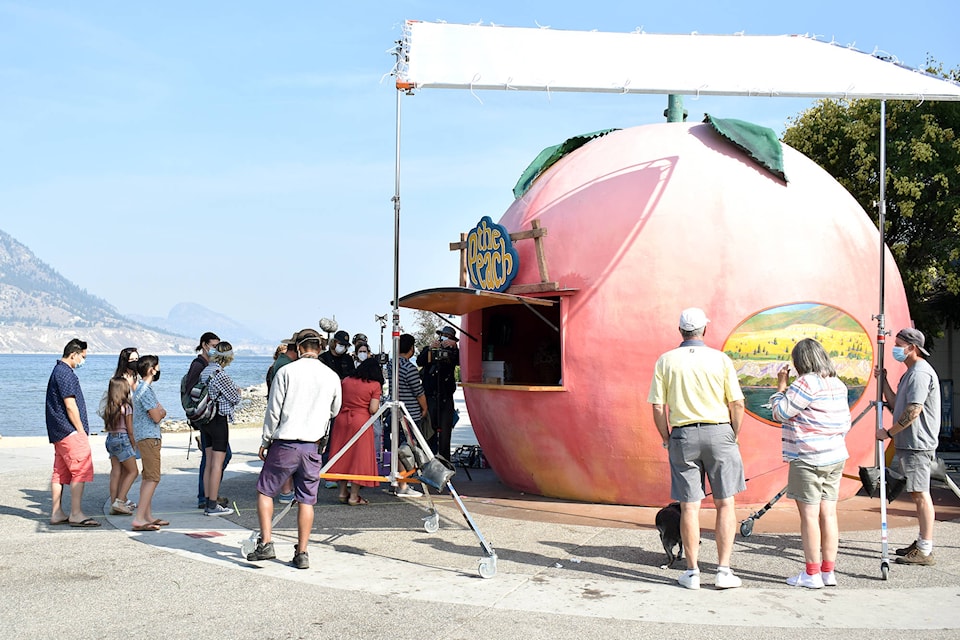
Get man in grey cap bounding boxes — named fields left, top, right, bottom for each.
left=875, top=327, right=941, bottom=566
left=648, top=307, right=746, bottom=590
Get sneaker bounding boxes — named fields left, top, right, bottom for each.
left=677, top=569, right=700, bottom=590
left=787, top=570, right=824, bottom=589
left=821, top=571, right=837, bottom=587
left=204, top=503, right=233, bottom=517
left=395, top=486, right=422, bottom=497
left=895, top=540, right=918, bottom=557
left=715, top=569, right=742, bottom=589
left=246, top=540, right=275, bottom=562
left=198, top=496, right=229, bottom=509
left=278, top=492, right=295, bottom=504
left=124, top=499, right=138, bottom=510
left=324, top=481, right=338, bottom=489
left=896, top=548, right=935, bottom=566
left=110, top=499, right=133, bottom=516
left=291, top=545, right=309, bottom=569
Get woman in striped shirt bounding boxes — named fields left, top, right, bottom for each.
left=770, top=338, right=851, bottom=589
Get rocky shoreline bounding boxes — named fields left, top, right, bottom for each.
left=160, top=383, right=267, bottom=433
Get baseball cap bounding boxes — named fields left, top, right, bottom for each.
left=678, top=307, right=710, bottom=331
left=295, top=328, right=322, bottom=345
left=896, top=328, right=930, bottom=356
left=333, top=330, right=351, bottom=346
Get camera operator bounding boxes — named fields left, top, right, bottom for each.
left=416, top=325, right=460, bottom=461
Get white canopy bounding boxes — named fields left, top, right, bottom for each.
left=396, top=21, right=960, bottom=101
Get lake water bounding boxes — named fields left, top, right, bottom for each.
left=743, top=385, right=868, bottom=423
left=0, top=354, right=274, bottom=438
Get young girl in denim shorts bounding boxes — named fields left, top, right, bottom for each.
left=103, top=376, right=139, bottom=515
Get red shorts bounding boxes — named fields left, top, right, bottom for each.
left=52, top=432, right=94, bottom=484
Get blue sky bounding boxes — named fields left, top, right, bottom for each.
left=2, top=1, right=957, bottom=344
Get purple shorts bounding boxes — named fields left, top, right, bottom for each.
left=256, top=441, right=322, bottom=505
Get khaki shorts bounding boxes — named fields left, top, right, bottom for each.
left=899, top=450, right=935, bottom=494
left=137, top=438, right=162, bottom=483
left=787, top=459, right=844, bottom=504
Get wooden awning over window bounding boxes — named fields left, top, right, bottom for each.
left=398, top=286, right=555, bottom=315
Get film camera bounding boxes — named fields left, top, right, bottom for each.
left=429, top=346, right=456, bottom=363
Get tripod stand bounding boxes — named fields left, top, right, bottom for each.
left=318, top=395, right=498, bottom=579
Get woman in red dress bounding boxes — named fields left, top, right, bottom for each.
left=329, top=357, right=384, bottom=505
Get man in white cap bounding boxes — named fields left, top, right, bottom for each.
left=648, top=307, right=746, bottom=590
left=875, top=327, right=941, bottom=566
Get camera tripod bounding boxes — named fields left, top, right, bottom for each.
left=318, top=396, right=498, bottom=579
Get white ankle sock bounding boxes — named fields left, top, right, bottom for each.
left=918, top=539, right=933, bottom=554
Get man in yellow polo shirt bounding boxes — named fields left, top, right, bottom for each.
left=648, top=307, right=746, bottom=590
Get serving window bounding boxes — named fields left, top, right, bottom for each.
left=479, top=296, right=561, bottom=386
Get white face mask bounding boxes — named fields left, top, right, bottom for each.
left=334, top=344, right=346, bottom=356
left=357, top=352, right=369, bottom=361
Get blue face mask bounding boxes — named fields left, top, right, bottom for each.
left=208, top=348, right=218, bottom=358
left=892, top=346, right=908, bottom=362
left=74, top=357, right=85, bottom=369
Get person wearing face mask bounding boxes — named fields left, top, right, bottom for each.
left=199, top=341, right=243, bottom=516
left=354, top=341, right=371, bottom=365
left=247, top=329, right=342, bottom=569
left=46, top=338, right=99, bottom=527
left=874, top=328, right=942, bottom=566
left=183, top=332, right=232, bottom=510
left=416, top=326, right=460, bottom=462
left=320, top=330, right=356, bottom=380
left=131, top=355, right=167, bottom=531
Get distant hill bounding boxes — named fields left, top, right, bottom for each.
left=0, top=229, right=259, bottom=354
left=737, top=305, right=861, bottom=333
left=128, top=302, right=269, bottom=350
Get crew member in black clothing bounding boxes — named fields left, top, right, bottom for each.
left=183, top=331, right=231, bottom=509
left=417, top=325, right=459, bottom=461
left=320, top=330, right=356, bottom=379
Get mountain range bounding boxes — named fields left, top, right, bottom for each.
left=0, top=229, right=270, bottom=355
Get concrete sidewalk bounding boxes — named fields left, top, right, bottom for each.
left=3, top=422, right=960, bottom=638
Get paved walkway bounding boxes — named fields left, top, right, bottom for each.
left=3, top=401, right=960, bottom=638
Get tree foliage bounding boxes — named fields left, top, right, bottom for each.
left=410, top=309, right=444, bottom=349
left=782, top=62, right=960, bottom=335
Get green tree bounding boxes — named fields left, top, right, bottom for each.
left=783, top=61, right=960, bottom=336
left=410, top=309, right=443, bottom=349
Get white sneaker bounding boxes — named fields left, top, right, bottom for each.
left=677, top=569, right=700, bottom=590
left=787, top=570, right=824, bottom=589
left=395, top=486, right=422, bottom=497
left=715, top=569, right=742, bottom=589
left=109, top=499, right=133, bottom=516
left=821, top=571, right=837, bottom=587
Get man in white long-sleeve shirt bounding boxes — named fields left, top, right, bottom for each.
left=247, top=328, right=342, bottom=569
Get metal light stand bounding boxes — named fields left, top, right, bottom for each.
left=323, top=75, right=496, bottom=578
left=873, top=99, right=892, bottom=581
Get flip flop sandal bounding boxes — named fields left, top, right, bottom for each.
left=49, top=519, right=70, bottom=526
left=69, top=518, right=101, bottom=528
left=338, top=496, right=350, bottom=504
left=132, top=523, right=161, bottom=531
left=152, top=519, right=170, bottom=526
left=347, top=497, right=369, bottom=506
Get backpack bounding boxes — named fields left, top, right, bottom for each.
left=180, top=373, right=217, bottom=426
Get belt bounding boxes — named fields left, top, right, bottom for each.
left=673, top=422, right=727, bottom=428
